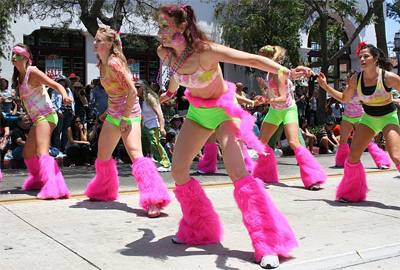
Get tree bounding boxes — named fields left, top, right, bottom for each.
left=302, top=0, right=385, bottom=124
left=0, top=0, right=16, bottom=59
left=374, top=1, right=387, bottom=55
left=11, top=0, right=160, bottom=38
left=214, top=0, right=307, bottom=68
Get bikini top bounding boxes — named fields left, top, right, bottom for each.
left=173, top=53, right=219, bottom=89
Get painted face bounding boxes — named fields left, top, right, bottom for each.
left=157, top=13, right=180, bottom=46
left=358, top=48, right=377, bottom=68
left=93, top=32, right=109, bottom=54
left=11, top=51, right=25, bottom=66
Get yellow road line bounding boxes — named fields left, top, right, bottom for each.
left=0, top=169, right=396, bottom=205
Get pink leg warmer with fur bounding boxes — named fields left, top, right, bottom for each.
left=131, top=157, right=171, bottom=211
left=243, top=144, right=255, bottom=173
left=295, top=145, right=327, bottom=188
left=234, top=175, right=298, bottom=262
left=22, top=155, right=44, bottom=190
left=37, top=154, right=70, bottom=199
left=197, top=143, right=218, bottom=174
left=367, top=142, right=391, bottom=169
left=252, top=145, right=279, bottom=183
left=84, top=158, right=119, bottom=201
left=174, top=178, right=223, bottom=245
left=336, top=159, right=368, bottom=202
left=335, top=144, right=350, bottom=168
left=397, top=164, right=400, bottom=173
left=0, top=168, right=2, bottom=181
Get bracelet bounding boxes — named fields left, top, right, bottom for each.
left=289, top=69, right=293, bottom=79
left=251, top=100, right=255, bottom=106
left=165, top=89, right=176, bottom=98
left=121, top=116, right=130, bottom=121
left=278, top=67, right=285, bottom=76
left=262, top=86, right=268, bottom=92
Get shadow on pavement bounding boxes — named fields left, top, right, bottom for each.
left=295, top=198, right=400, bottom=211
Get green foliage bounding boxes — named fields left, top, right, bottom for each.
left=309, top=125, right=324, bottom=136
left=214, top=0, right=306, bottom=68
left=0, top=0, right=15, bottom=59
left=388, top=0, right=400, bottom=22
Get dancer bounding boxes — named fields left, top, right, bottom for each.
left=253, top=45, right=326, bottom=190
left=11, top=43, right=71, bottom=199
left=317, top=43, right=400, bottom=202
left=156, top=5, right=313, bottom=268
left=333, top=70, right=391, bottom=169
left=84, top=27, right=171, bottom=218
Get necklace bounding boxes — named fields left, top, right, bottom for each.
left=157, top=45, right=191, bottom=87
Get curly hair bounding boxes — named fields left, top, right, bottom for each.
left=258, top=45, right=286, bottom=63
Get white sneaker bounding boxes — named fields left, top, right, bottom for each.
left=260, top=255, right=279, bottom=269
left=380, top=165, right=389, bottom=170
left=327, top=149, right=333, bottom=154
left=157, top=166, right=171, bottom=172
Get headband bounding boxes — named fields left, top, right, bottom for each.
left=355, top=41, right=367, bottom=56
left=12, top=46, right=32, bottom=66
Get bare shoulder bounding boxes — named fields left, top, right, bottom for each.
left=384, top=70, right=400, bottom=86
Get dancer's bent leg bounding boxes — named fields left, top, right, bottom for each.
left=294, top=145, right=327, bottom=189
left=335, top=143, right=350, bottom=168
left=252, top=145, right=279, bottom=183
left=336, top=159, right=368, bottom=202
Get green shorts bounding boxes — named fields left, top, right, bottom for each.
left=342, top=115, right=362, bottom=125
left=359, top=110, right=399, bottom=134
left=34, top=112, right=58, bottom=126
left=186, top=103, right=239, bottom=130
left=106, top=115, right=141, bottom=127
left=263, top=105, right=298, bottom=126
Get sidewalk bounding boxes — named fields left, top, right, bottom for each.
left=1, top=154, right=400, bottom=269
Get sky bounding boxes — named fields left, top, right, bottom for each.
left=386, top=17, right=399, bottom=56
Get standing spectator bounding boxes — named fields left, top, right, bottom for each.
left=243, top=86, right=250, bottom=99
left=317, top=121, right=338, bottom=154
left=164, top=132, right=176, bottom=162
left=0, top=78, right=14, bottom=113
left=137, top=80, right=171, bottom=172
left=12, top=43, right=71, bottom=199
left=68, top=73, right=80, bottom=90
left=10, top=114, right=31, bottom=160
left=309, top=87, right=319, bottom=127
left=295, top=86, right=306, bottom=118
left=150, top=81, right=163, bottom=96
left=89, top=78, right=108, bottom=119
left=331, top=99, right=343, bottom=124
left=0, top=110, right=10, bottom=168
left=65, top=115, right=91, bottom=167
left=72, top=81, right=88, bottom=123
left=175, top=85, right=189, bottom=116
left=51, top=75, right=75, bottom=153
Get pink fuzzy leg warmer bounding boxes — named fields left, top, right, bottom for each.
left=243, top=143, right=256, bottom=173
left=335, top=144, right=350, bottom=168
left=295, top=145, right=327, bottom=188
left=197, top=143, right=218, bottom=174
left=0, top=168, right=2, bottom=181
left=336, top=159, right=368, bottom=202
left=185, top=81, right=265, bottom=154
left=22, top=155, right=44, bottom=190
left=84, top=158, right=119, bottom=201
left=37, top=154, right=70, bottom=199
left=397, top=164, right=400, bottom=173
left=252, top=145, right=279, bottom=183
left=367, top=142, right=391, bottom=169
left=131, top=157, right=171, bottom=210
left=173, top=178, right=223, bottom=245
left=234, top=175, right=298, bottom=262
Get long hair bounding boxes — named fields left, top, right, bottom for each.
left=258, top=45, right=286, bottom=63
left=12, top=43, right=32, bottom=89
left=359, top=44, right=393, bottom=71
left=96, top=27, right=129, bottom=73
left=0, top=78, right=9, bottom=91
left=70, top=115, right=84, bottom=140
left=159, top=5, right=211, bottom=52
left=136, top=80, right=159, bottom=107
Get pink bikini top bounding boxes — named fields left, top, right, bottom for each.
left=173, top=53, right=219, bottom=89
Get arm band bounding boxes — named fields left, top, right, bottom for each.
left=278, top=67, right=286, bottom=76
left=122, top=116, right=130, bottom=121
left=166, top=89, right=176, bottom=98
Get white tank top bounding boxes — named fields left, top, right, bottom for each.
left=142, top=101, right=162, bottom=129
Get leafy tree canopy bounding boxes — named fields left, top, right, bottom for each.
left=214, top=0, right=307, bottom=68
left=0, top=0, right=16, bottom=58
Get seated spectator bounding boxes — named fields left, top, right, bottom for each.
left=65, top=116, right=91, bottom=167
left=299, top=117, right=317, bottom=154
left=72, top=81, right=88, bottom=123
left=88, top=115, right=118, bottom=161
left=169, top=114, right=183, bottom=136
left=11, top=96, right=26, bottom=115
left=317, top=121, right=338, bottom=154
left=0, top=110, right=10, bottom=167
left=11, top=114, right=32, bottom=160
left=165, top=132, right=176, bottom=162
left=0, top=78, right=14, bottom=113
